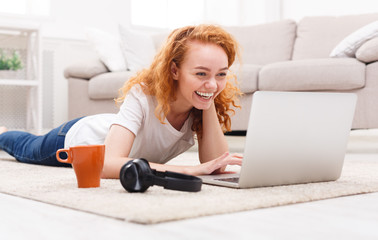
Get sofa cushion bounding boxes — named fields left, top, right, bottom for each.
left=88, top=71, right=135, bottom=99
left=259, top=58, right=365, bottom=91
left=330, top=20, right=378, bottom=57
left=151, top=31, right=170, bottom=50
left=86, top=28, right=127, bottom=71
left=225, top=20, right=296, bottom=65
left=64, top=58, right=108, bottom=80
left=293, top=13, right=378, bottom=60
left=356, top=37, right=378, bottom=63
left=231, top=64, right=261, bottom=93
left=119, top=25, right=156, bottom=71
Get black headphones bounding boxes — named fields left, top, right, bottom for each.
left=120, top=158, right=202, bottom=193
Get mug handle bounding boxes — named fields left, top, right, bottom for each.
left=56, top=149, right=72, bottom=164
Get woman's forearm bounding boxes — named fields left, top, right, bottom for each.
left=102, top=157, right=193, bottom=178
left=102, top=152, right=243, bottom=179
left=198, top=103, right=229, bottom=163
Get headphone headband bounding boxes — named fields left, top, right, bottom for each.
left=152, top=170, right=202, bottom=192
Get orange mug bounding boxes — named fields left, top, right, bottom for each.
left=56, top=145, right=105, bottom=188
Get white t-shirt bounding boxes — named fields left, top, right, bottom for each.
left=64, top=85, right=195, bottom=164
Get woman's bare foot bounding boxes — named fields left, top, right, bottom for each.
left=0, top=126, right=8, bottom=134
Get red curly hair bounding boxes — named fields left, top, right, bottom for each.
left=116, top=24, right=242, bottom=138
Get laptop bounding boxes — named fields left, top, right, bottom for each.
left=200, top=91, right=357, bottom=188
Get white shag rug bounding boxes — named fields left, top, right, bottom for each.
left=1, top=153, right=378, bottom=224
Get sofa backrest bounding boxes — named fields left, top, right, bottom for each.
left=225, top=20, right=297, bottom=65
left=292, top=13, right=378, bottom=60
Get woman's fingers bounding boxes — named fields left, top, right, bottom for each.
left=221, top=152, right=243, bottom=165
left=209, top=152, right=243, bottom=174
left=194, top=152, right=244, bottom=176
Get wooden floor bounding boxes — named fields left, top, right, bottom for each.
left=1, top=131, right=378, bottom=239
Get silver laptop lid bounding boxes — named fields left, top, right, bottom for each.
left=239, top=91, right=357, bottom=188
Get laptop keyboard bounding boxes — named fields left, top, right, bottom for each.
left=215, top=177, right=240, bottom=183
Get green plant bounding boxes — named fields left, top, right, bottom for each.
left=0, top=50, right=23, bottom=71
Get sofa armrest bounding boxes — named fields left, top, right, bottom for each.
left=64, top=58, right=109, bottom=80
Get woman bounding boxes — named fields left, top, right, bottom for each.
left=0, top=24, right=243, bottom=178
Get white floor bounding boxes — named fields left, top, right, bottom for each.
left=1, top=129, right=378, bottom=240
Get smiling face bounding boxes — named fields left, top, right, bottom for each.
left=171, top=41, right=229, bottom=112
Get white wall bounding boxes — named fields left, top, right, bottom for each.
left=43, top=0, right=131, bottom=40
left=282, top=0, right=378, bottom=21
left=40, top=0, right=378, bottom=40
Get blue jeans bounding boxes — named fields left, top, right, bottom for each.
left=0, top=117, right=83, bottom=167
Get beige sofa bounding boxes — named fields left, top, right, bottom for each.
left=64, top=13, right=378, bottom=132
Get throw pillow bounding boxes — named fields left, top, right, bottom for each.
left=118, top=25, right=156, bottom=71
left=356, top=37, right=378, bottom=63
left=86, top=28, right=127, bottom=72
left=330, top=20, right=378, bottom=58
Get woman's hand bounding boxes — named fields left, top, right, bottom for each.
left=189, top=152, right=243, bottom=176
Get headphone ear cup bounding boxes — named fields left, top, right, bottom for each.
left=120, top=158, right=153, bottom=193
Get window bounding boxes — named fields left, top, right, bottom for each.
left=0, top=0, right=50, bottom=17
